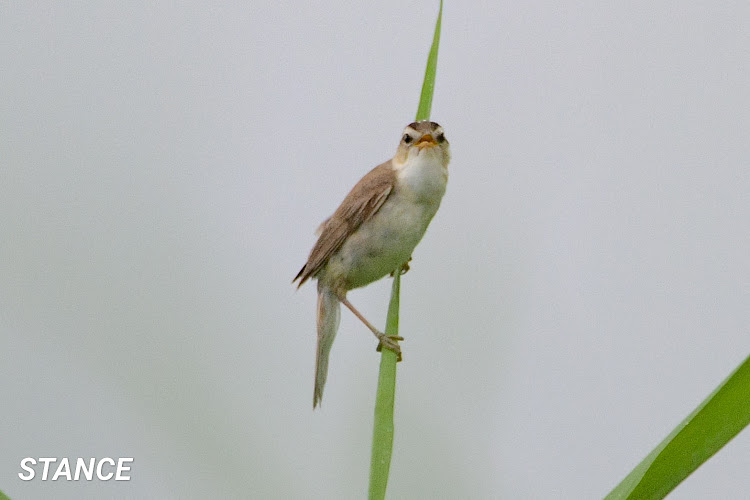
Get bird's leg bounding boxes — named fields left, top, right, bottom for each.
left=338, top=295, right=403, bottom=357
left=389, top=256, right=412, bottom=277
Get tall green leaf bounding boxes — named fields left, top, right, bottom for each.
left=415, top=0, right=443, bottom=122
left=606, top=354, right=750, bottom=499
left=368, top=2, right=443, bottom=499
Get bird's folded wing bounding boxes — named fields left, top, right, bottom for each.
left=294, top=160, right=395, bottom=286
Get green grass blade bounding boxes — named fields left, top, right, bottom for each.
left=415, top=0, right=443, bottom=122
left=368, top=2, right=443, bottom=499
left=368, top=273, right=401, bottom=500
left=606, top=353, right=750, bottom=500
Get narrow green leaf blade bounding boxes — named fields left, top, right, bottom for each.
left=415, top=0, right=443, bottom=122
left=369, top=2, right=443, bottom=499
left=368, top=273, right=401, bottom=500
left=606, top=354, right=750, bottom=500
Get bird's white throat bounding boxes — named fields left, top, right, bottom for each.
left=394, top=147, right=448, bottom=203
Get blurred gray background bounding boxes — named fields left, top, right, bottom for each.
left=1, top=1, right=748, bottom=499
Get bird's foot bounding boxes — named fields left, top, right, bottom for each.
left=376, top=334, right=404, bottom=362
left=390, top=257, right=412, bottom=277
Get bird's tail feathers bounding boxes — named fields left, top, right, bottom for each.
left=313, top=283, right=340, bottom=408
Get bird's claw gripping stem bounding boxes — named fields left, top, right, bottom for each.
left=376, top=334, right=404, bottom=362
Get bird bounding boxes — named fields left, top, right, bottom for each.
left=294, top=120, right=450, bottom=408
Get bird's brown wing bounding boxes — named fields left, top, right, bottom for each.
left=293, top=160, right=395, bottom=287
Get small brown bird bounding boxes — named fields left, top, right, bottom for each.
left=294, top=121, right=450, bottom=407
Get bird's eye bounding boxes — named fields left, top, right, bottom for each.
left=403, top=134, right=413, bottom=144
left=436, top=133, right=446, bottom=143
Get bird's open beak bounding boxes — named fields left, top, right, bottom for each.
left=415, top=134, right=438, bottom=148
